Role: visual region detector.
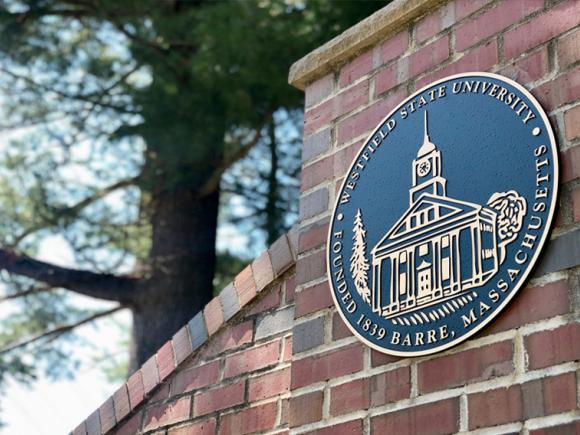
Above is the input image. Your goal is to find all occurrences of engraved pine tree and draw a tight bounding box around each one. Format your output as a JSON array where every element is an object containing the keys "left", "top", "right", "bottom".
[{"left": 350, "top": 209, "right": 371, "bottom": 304}]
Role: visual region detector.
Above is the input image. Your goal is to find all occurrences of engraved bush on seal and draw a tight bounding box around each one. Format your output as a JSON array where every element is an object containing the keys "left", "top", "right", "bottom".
[{"left": 486, "top": 190, "right": 527, "bottom": 263}]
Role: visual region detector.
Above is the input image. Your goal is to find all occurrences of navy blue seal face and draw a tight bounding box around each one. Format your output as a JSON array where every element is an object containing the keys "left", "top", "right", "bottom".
[{"left": 327, "top": 72, "right": 559, "bottom": 356}]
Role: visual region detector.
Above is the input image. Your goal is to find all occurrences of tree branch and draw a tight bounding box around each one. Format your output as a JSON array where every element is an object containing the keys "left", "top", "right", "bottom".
[
  {"left": 0, "top": 249, "right": 139, "bottom": 303},
  {"left": 198, "top": 113, "right": 272, "bottom": 198},
  {"left": 0, "top": 306, "right": 122, "bottom": 355},
  {"left": 12, "top": 176, "right": 139, "bottom": 246},
  {"left": 0, "top": 285, "right": 55, "bottom": 302}
]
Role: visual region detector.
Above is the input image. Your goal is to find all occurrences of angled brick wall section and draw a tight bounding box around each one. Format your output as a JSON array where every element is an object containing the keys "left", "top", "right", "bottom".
[{"left": 70, "top": 231, "right": 297, "bottom": 435}]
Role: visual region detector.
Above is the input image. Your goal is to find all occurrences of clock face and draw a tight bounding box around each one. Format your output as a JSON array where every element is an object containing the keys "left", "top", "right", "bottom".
[{"left": 417, "top": 159, "right": 431, "bottom": 176}]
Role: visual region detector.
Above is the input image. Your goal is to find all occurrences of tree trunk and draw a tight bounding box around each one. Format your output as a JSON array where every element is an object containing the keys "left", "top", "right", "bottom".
[
  {"left": 128, "top": 186, "right": 219, "bottom": 372},
  {"left": 265, "top": 120, "right": 282, "bottom": 246}
]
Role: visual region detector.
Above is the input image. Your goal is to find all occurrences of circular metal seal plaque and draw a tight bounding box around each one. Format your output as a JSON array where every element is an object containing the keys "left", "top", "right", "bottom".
[{"left": 327, "top": 72, "right": 558, "bottom": 356}]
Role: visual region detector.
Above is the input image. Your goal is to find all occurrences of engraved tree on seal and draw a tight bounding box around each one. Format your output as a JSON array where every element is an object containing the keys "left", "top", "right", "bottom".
[
  {"left": 354, "top": 111, "right": 527, "bottom": 321},
  {"left": 350, "top": 209, "right": 371, "bottom": 303}
]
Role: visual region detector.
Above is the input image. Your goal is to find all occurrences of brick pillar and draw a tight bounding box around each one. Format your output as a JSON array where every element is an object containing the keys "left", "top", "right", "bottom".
[{"left": 290, "top": 0, "right": 580, "bottom": 432}]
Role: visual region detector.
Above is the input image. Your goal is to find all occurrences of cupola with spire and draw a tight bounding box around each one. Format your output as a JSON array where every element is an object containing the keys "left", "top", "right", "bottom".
[{"left": 409, "top": 111, "right": 447, "bottom": 205}]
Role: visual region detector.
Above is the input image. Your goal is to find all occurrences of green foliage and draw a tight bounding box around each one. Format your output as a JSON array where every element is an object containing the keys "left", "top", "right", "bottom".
[{"left": 0, "top": 0, "right": 389, "bottom": 423}]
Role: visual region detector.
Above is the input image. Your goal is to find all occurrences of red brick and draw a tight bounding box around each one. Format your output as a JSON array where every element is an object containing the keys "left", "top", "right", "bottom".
[
  {"left": 542, "top": 372, "right": 577, "bottom": 415},
  {"left": 114, "top": 412, "right": 141, "bottom": 435},
  {"left": 170, "top": 360, "right": 220, "bottom": 395},
  {"left": 468, "top": 385, "right": 523, "bottom": 429},
  {"left": 143, "top": 396, "right": 191, "bottom": 432},
  {"left": 304, "top": 81, "right": 369, "bottom": 135},
  {"left": 333, "top": 142, "right": 361, "bottom": 176},
  {"left": 337, "top": 88, "right": 406, "bottom": 143},
  {"left": 224, "top": 339, "right": 280, "bottom": 378},
  {"left": 501, "top": 45, "right": 549, "bottom": 86},
  {"left": 269, "top": 234, "right": 294, "bottom": 276},
  {"left": 370, "top": 366, "right": 411, "bottom": 406},
  {"left": 151, "top": 383, "right": 170, "bottom": 403},
  {"left": 284, "top": 335, "right": 292, "bottom": 362},
  {"left": 126, "top": 370, "right": 145, "bottom": 409},
  {"left": 289, "top": 390, "right": 323, "bottom": 427},
  {"left": 372, "top": 398, "right": 459, "bottom": 435},
  {"left": 305, "top": 74, "right": 333, "bottom": 108},
  {"left": 456, "top": 0, "right": 542, "bottom": 52},
  {"left": 99, "top": 397, "right": 116, "bottom": 434},
  {"left": 415, "top": 3, "right": 454, "bottom": 43},
  {"left": 409, "top": 36, "right": 449, "bottom": 78},
  {"left": 374, "top": 64, "right": 397, "bottom": 96},
  {"left": 417, "top": 39, "right": 498, "bottom": 88},
  {"left": 559, "top": 27, "right": 580, "bottom": 70},
  {"left": 235, "top": 265, "right": 257, "bottom": 307},
  {"left": 285, "top": 274, "right": 296, "bottom": 303},
  {"left": 72, "top": 421, "right": 86, "bottom": 435},
  {"left": 85, "top": 410, "right": 100, "bottom": 435},
  {"left": 113, "top": 384, "right": 131, "bottom": 422},
  {"left": 248, "top": 367, "right": 290, "bottom": 401},
  {"left": 529, "top": 421, "right": 580, "bottom": 435},
  {"left": 562, "top": 145, "right": 580, "bottom": 182},
  {"left": 203, "top": 320, "right": 253, "bottom": 358},
  {"left": 295, "top": 282, "right": 333, "bottom": 318},
  {"left": 301, "top": 154, "right": 333, "bottom": 192},
  {"left": 332, "top": 311, "right": 353, "bottom": 340},
  {"left": 291, "top": 343, "right": 363, "bottom": 389},
  {"left": 379, "top": 30, "right": 409, "bottom": 65},
  {"left": 504, "top": 0, "right": 580, "bottom": 59},
  {"left": 339, "top": 50, "right": 373, "bottom": 87},
  {"left": 299, "top": 218, "right": 329, "bottom": 253},
  {"left": 418, "top": 341, "right": 513, "bottom": 393},
  {"left": 220, "top": 401, "right": 278, "bottom": 435},
  {"left": 371, "top": 349, "right": 401, "bottom": 367},
  {"left": 484, "top": 280, "right": 570, "bottom": 335},
  {"left": 141, "top": 355, "right": 160, "bottom": 395},
  {"left": 204, "top": 297, "right": 224, "bottom": 336},
  {"left": 455, "top": 0, "right": 493, "bottom": 21},
  {"left": 565, "top": 105, "right": 580, "bottom": 141},
  {"left": 533, "top": 69, "right": 580, "bottom": 111},
  {"left": 157, "top": 341, "right": 175, "bottom": 382},
  {"left": 194, "top": 380, "right": 245, "bottom": 416},
  {"left": 573, "top": 187, "right": 580, "bottom": 223},
  {"left": 167, "top": 418, "right": 216, "bottom": 435},
  {"left": 252, "top": 250, "right": 274, "bottom": 292},
  {"left": 299, "top": 186, "right": 328, "bottom": 221},
  {"left": 330, "top": 378, "right": 370, "bottom": 416},
  {"left": 303, "top": 419, "right": 363, "bottom": 435},
  {"left": 525, "top": 323, "right": 580, "bottom": 370},
  {"left": 248, "top": 288, "right": 281, "bottom": 316},
  {"left": 296, "top": 250, "right": 326, "bottom": 286},
  {"left": 172, "top": 326, "right": 193, "bottom": 366},
  {"left": 280, "top": 398, "right": 289, "bottom": 426}
]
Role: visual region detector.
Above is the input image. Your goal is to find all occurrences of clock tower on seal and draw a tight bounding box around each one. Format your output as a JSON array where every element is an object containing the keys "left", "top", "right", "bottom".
[{"left": 410, "top": 111, "right": 447, "bottom": 205}]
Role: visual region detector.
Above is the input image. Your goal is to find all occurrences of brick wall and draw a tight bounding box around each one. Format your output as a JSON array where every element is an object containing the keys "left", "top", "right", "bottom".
[
  {"left": 291, "top": 0, "right": 580, "bottom": 433},
  {"left": 73, "top": 0, "right": 580, "bottom": 434},
  {"left": 71, "top": 233, "right": 297, "bottom": 435}
]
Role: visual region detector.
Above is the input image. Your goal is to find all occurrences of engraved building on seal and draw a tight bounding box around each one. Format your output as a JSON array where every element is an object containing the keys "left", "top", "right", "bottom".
[{"left": 370, "top": 112, "right": 502, "bottom": 318}]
